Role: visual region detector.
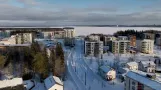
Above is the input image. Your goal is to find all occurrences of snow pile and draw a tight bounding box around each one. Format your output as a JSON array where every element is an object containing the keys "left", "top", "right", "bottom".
[{"left": 0, "top": 78, "right": 23, "bottom": 89}]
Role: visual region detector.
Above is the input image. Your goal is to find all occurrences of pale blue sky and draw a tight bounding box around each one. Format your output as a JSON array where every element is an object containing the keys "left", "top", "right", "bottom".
[{"left": 0, "top": 0, "right": 161, "bottom": 26}]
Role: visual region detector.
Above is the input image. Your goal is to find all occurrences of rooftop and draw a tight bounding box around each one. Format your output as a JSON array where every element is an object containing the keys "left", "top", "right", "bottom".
[
  {"left": 0, "top": 78, "right": 23, "bottom": 89},
  {"left": 44, "top": 76, "right": 63, "bottom": 90},
  {"left": 126, "top": 71, "right": 161, "bottom": 90}
]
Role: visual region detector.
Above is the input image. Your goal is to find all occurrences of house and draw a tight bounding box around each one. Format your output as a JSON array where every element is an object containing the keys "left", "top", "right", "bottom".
[
  {"left": 44, "top": 76, "right": 63, "bottom": 90},
  {"left": 99, "top": 66, "right": 116, "bottom": 81},
  {"left": 126, "top": 62, "right": 138, "bottom": 70},
  {"left": 0, "top": 78, "right": 24, "bottom": 90},
  {"left": 125, "top": 71, "right": 161, "bottom": 90},
  {"left": 138, "top": 61, "right": 156, "bottom": 73}
]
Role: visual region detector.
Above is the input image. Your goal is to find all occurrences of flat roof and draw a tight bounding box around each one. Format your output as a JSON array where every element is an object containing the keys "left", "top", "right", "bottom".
[{"left": 0, "top": 78, "right": 23, "bottom": 89}]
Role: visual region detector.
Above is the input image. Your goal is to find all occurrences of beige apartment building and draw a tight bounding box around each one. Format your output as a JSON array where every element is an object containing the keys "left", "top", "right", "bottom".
[
  {"left": 136, "top": 39, "right": 154, "bottom": 54},
  {"left": 112, "top": 40, "right": 130, "bottom": 54}
]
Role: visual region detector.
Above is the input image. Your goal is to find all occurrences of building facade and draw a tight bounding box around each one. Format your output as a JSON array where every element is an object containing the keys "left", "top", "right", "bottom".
[
  {"left": 129, "top": 35, "right": 136, "bottom": 47},
  {"left": 112, "top": 40, "right": 130, "bottom": 54},
  {"left": 138, "top": 61, "right": 156, "bottom": 73},
  {"left": 136, "top": 39, "right": 154, "bottom": 54},
  {"left": 84, "top": 40, "right": 103, "bottom": 57},
  {"left": 125, "top": 71, "right": 161, "bottom": 90}
]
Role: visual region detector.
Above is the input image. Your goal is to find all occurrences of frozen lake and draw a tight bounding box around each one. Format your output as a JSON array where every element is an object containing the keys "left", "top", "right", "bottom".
[{"left": 74, "top": 27, "right": 161, "bottom": 36}]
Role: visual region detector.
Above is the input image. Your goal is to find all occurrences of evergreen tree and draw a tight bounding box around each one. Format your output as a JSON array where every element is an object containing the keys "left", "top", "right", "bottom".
[
  {"left": 50, "top": 49, "right": 56, "bottom": 75},
  {"left": 32, "top": 52, "right": 49, "bottom": 78},
  {"left": 0, "top": 55, "right": 5, "bottom": 69}
]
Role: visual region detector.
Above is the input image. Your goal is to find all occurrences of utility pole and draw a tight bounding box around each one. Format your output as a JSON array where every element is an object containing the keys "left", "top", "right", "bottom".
[{"left": 85, "top": 72, "right": 86, "bottom": 85}]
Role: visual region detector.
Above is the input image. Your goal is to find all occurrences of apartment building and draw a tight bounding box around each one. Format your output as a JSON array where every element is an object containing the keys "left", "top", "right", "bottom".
[
  {"left": 129, "top": 35, "right": 136, "bottom": 47},
  {"left": 87, "top": 35, "right": 100, "bottom": 41},
  {"left": 84, "top": 40, "right": 103, "bottom": 57},
  {"left": 156, "top": 37, "right": 161, "bottom": 46},
  {"left": 112, "top": 40, "right": 130, "bottom": 54},
  {"left": 144, "top": 33, "right": 155, "bottom": 40},
  {"left": 63, "top": 27, "right": 75, "bottom": 46},
  {"left": 136, "top": 39, "right": 154, "bottom": 54},
  {"left": 103, "top": 35, "right": 116, "bottom": 46},
  {"left": 63, "top": 27, "right": 75, "bottom": 38},
  {"left": 125, "top": 71, "right": 161, "bottom": 90},
  {"left": 118, "top": 36, "right": 128, "bottom": 40}
]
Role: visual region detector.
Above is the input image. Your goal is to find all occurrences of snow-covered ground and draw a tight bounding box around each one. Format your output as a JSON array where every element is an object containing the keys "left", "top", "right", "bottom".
[{"left": 74, "top": 27, "right": 161, "bottom": 36}]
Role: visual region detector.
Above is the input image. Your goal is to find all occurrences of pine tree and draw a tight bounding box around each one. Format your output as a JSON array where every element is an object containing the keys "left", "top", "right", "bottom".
[
  {"left": 32, "top": 52, "right": 49, "bottom": 79},
  {"left": 50, "top": 49, "right": 56, "bottom": 75},
  {"left": 0, "top": 55, "right": 5, "bottom": 69}
]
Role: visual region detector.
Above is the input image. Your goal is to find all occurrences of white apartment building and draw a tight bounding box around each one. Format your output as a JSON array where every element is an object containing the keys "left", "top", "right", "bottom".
[
  {"left": 125, "top": 71, "right": 161, "bottom": 90},
  {"left": 63, "top": 27, "right": 75, "bottom": 46},
  {"left": 84, "top": 40, "right": 103, "bottom": 57},
  {"left": 112, "top": 40, "right": 130, "bottom": 54},
  {"left": 118, "top": 36, "right": 128, "bottom": 40},
  {"left": 104, "top": 35, "right": 116, "bottom": 46},
  {"left": 136, "top": 39, "right": 154, "bottom": 54},
  {"left": 88, "top": 35, "right": 100, "bottom": 41},
  {"left": 63, "top": 27, "right": 75, "bottom": 38}
]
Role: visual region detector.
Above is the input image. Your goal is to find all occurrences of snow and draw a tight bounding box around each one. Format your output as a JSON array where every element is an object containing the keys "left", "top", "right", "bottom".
[
  {"left": 44, "top": 76, "right": 63, "bottom": 90},
  {"left": 0, "top": 78, "right": 23, "bottom": 88},
  {"left": 140, "top": 61, "right": 155, "bottom": 67},
  {"left": 126, "top": 62, "right": 138, "bottom": 66},
  {"left": 126, "top": 71, "right": 161, "bottom": 90},
  {"left": 32, "top": 83, "right": 46, "bottom": 90},
  {"left": 23, "top": 80, "right": 34, "bottom": 90},
  {"left": 99, "top": 66, "right": 112, "bottom": 73},
  {"left": 74, "top": 27, "right": 161, "bottom": 36}
]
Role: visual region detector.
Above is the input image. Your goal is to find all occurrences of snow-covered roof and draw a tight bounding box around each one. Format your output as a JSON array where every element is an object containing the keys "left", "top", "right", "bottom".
[
  {"left": 140, "top": 61, "right": 155, "bottom": 67},
  {"left": 127, "top": 62, "right": 138, "bottom": 66},
  {"left": 44, "top": 76, "right": 63, "bottom": 90},
  {"left": 99, "top": 66, "right": 113, "bottom": 73},
  {"left": 0, "top": 78, "right": 23, "bottom": 89},
  {"left": 23, "top": 80, "right": 34, "bottom": 90},
  {"left": 126, "top": 71, "right": 161, "bottom": 90}
]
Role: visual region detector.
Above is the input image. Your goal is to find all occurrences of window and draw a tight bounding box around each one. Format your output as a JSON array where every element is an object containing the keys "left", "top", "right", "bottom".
[
  {"left": 132, "top": 81, "right": 135, "bottom": 85},
  {"left": 132, "top": 86, "right": 135, "bottom": 90}
]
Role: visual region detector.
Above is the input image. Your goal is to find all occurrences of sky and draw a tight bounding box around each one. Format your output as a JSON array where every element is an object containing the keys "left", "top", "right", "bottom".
[{"left": 0, "top": 0, "right": 161, "bottom": 26}]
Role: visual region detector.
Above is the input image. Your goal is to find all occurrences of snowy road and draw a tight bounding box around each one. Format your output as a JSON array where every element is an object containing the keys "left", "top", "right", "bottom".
[{"left": 65, "top": 39, "right": 124, "bottom": 90}]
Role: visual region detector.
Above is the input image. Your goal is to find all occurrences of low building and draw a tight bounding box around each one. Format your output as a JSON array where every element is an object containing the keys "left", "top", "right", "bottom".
[
  {"left": 136, "top": 39, "right": 154, "bottom": 54},
  {"left": 125, "top": 71, "right": 161, "bottom": 90},
  {"left": 99, "top": 66, "right": 116, "bottom": 81},
  {"left": 0, "top": 78, "right": 24, "bottom": 90},
  {"left": 44, "top": 76, "right": 63, "bottom": 90},
  {"left": 138, "top": 61, "right": 156, "bottom": 73},
  {"left": 126, "top": 62, "right": 138, "bottom": 70},
  {"left": 84, "top": 40, "right": 103, "bottom": 57},
  {"left": 112, "top": 40, "right": 130, "bottom": 54}
]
